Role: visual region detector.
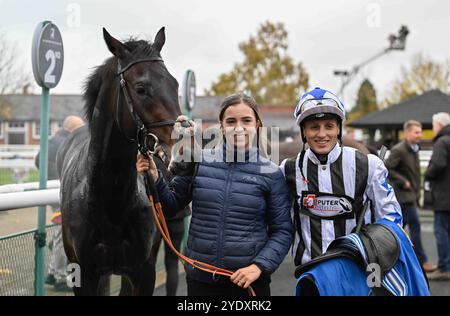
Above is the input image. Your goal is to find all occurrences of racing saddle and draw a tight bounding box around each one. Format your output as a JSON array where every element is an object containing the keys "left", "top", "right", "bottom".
[{"left": 295, "top": 223, "right": 400, "bottom": 296}]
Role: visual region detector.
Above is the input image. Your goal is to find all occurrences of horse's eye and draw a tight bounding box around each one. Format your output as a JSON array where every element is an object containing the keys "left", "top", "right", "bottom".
[{"left": 136, "top": 86, "right": 146, "bottom": 95}]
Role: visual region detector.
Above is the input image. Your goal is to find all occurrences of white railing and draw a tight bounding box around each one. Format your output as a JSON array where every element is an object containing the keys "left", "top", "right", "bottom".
[
  {"left": 0, "top": 180, "right": 60, "bottom": 194},
  {"left": 0, "top": 180, "right": 60, "bottom": 211},
  {"left": 0, "top": 150, "right": 435, "bottom": 212},
  {"left": 0, "top": 159, "right": 36, "bottom": 168},
  {"left": 0, "top": 144, "right": 38, "bottom": 174},
  {"left": 0, "top": 188, "right": 59, "bottom": 211},
  {"left": 0, "top": 145, "right": 40, "bottom": 151},
  {"left": 0, "top": 145, "right": 39, "bottom": 160},
  {"left": 419, "top": 150, "right": 432, "bottom": 168}
]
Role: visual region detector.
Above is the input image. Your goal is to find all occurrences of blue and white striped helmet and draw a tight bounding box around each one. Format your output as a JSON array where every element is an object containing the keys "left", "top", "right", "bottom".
[{"left": 294, "top": 87, "right": 346, "bottom": 126}]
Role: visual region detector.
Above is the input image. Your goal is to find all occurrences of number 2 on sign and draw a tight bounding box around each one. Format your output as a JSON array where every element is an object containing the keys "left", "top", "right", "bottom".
[{"left": 45, "top": 50, "right": 56, "bottom": 84}]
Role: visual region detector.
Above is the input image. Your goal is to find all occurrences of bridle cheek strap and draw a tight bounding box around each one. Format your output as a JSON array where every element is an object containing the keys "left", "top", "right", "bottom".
[{"left": 115, "top": 58, "right": 176, "bottom": 154}]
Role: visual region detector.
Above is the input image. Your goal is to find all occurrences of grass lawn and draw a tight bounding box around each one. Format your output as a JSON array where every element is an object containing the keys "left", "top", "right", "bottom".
[{"left": 0, "top": 169, "right": 39, "bottom": 186}]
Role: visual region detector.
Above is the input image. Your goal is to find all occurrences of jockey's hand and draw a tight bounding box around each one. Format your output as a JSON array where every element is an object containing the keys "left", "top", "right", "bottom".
[
  {"left": 230, "top": 264, "right": 262, "bottom": 289},
  {"left": 136, "top": 153, "right": 158, "bottom": 181}
]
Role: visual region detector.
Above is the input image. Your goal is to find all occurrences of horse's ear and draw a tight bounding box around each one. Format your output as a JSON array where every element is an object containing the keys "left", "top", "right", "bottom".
[
  {"left": 153, "top": 27, "right": 166, "bottom": 53},
  {"left": 103, "top": 28, "right": 129, "bottom": 59}
]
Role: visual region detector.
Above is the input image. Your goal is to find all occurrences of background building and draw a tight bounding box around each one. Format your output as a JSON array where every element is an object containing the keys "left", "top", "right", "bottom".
[
  {"left": 0, "top": 94, "right": 298, "bottom": 145},
  {"left": 348, "top": 90, "right": 450, "bottom": 149}
]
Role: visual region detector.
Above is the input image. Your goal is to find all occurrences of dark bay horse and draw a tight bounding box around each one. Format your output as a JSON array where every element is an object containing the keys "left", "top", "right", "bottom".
[{"left": 56, "top": 27, "right": 181, "bottom": 295}]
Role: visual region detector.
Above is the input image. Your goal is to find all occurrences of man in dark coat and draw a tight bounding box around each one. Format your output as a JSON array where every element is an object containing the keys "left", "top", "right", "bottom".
[
  {"left": 385, "top": 120, "right": 436, "bottom": 273},
  {"left": 35, "top": 115, "right": 84, "bottom": 290},
  {"left": 425, "top": 112, "right": 450, "bottom": 280}
]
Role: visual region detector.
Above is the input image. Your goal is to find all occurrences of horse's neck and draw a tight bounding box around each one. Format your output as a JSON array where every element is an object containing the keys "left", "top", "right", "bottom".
[
  {"left": 87, "top": 93, "right": 138, "bottom": 203},
  {"left": 103, "top": 124, "right": 137, "bottom": 187}
]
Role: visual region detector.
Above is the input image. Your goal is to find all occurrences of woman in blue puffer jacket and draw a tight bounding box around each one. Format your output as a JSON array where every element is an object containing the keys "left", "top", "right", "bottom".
[{"left": 139, "top": 93, "right": 293, "bottom": 296}]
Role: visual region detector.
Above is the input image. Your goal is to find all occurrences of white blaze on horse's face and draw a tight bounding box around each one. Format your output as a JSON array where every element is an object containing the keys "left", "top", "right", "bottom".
[{"left": 102, "top": 27, "right": 181, "bottom": 149}]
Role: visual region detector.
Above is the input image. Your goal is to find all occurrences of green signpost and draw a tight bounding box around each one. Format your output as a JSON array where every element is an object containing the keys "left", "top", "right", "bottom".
[
  {"left": 31, "top": 20, "right": 64, "bottom": 296},
  {"left": 182, "top": 70, "right": 196, "bottom": 119}
]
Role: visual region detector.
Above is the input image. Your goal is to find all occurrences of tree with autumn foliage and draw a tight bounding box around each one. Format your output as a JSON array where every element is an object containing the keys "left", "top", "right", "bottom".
[
  {"left": 347, "top": 79, "right": 379, "bottom": 124},
  {"left": 206, "top": 21, "right": 309, "bottom": 106},
  {"left": 0, "top": 33, "right": 33, "bottom": 119},
  {"left": 383, "top": 54, "right": 450, "bottom": 106}
]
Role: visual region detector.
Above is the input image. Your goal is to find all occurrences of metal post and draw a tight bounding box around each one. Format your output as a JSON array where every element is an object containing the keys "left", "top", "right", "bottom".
[{"left": 34, "top": 87, "right": 50, "bottom": 296}]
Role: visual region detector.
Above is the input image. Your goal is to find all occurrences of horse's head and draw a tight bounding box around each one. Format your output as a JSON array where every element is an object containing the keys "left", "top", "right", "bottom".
[{"left": 102, "top": 27, "right": 181, "bottom": 157}]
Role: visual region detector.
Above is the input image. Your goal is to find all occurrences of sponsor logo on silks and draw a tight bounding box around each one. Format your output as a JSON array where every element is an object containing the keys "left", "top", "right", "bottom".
[
  {"left": 303, "top": 194, "right": 318, "bottom": 209},
  {"left": 381, "top": 171, "right": 393, "bottom": 196},
  {"left": 301, "top": 192, "right": 354, "bottom": 219}
]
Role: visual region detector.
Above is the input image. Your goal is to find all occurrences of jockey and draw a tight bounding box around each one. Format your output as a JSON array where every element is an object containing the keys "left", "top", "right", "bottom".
[
  {"left": 281, "top": 87, "right": 429, "bottom": 296},
  {"left": 281, "top": 87, "right": 403, "bottom": 266}
]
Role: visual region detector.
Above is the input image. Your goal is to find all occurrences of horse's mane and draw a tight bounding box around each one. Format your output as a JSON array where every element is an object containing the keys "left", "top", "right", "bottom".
[{"left": 82, "top": 38, "right": 159, "bottom": 124}]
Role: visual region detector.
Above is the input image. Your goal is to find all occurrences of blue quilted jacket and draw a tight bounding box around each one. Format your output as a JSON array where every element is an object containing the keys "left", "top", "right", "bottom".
[{"left": 155, "top": 148, "right": 293, "bottom": 283}]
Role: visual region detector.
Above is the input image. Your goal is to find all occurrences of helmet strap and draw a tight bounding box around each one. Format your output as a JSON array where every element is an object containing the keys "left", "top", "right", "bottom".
[{"left": 299, "top": 145, "right": 308, "bottom": 184}]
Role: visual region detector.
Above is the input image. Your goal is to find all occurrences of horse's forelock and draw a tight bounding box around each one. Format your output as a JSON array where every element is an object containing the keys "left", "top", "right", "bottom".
[
  {"left": 82, "top": 39, "right": 160, "bottom": 125},
  {"left": 123, "top": 38, "right": 158, "bottom": 59}
]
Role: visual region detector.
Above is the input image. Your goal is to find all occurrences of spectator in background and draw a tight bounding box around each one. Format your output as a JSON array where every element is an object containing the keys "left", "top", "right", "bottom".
[
  {"left": 344, "top": 127, "right": 356, "bottom": 141},
  {"left": 342, "top": 128, "right": 373, "bottom": 155},
  {"left": 35, "top": 115, "right": 84, "bottom": 291},
  {"left": 386, "top": 120, "right": 437, "bottom": 272},
  {"left": 425, "top": 112, "right": 450, "bottom": 281},
  {"left": 385, "top": 120, "right": 436, "bottom": 273},
  {"left": 138, "top": 154, "right": 191, "bottom": 296}
]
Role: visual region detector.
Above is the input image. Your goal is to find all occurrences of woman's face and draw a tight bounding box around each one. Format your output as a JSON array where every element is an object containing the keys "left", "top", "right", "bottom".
[
  {"left": 221, "top": 102, "right": 260, "bottom": 150},
  {"left": 303, "top": 118, "right": 340, "bottom": 155}
]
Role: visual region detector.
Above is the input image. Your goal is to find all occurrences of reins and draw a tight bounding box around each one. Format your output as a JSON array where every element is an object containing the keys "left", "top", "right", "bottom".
[
  {"left": 141, "top": 153, "right": 256, "bottom": 296},
  {"left": 116, "top": 55, "right": 256, "bottom": 296}
]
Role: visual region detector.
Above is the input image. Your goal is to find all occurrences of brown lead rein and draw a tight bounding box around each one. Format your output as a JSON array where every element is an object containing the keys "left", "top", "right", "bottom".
[{"left": 145, "top": 170, "right": 256, "bottom": 296}]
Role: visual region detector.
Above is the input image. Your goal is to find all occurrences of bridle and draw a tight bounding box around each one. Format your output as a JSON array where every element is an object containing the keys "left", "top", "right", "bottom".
[{"left": 116, "top": 56, "right": 176, "bottom": 155}]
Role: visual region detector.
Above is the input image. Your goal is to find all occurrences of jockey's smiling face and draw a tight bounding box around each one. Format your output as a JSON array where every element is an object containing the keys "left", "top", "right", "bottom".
[{"left": 303, "top": 118, "right": 340, "bottom": 155}]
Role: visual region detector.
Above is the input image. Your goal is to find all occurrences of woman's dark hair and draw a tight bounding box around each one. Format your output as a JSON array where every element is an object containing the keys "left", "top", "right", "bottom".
[{"left": 218, "top": 92, "right": 262, "bottom": 126}]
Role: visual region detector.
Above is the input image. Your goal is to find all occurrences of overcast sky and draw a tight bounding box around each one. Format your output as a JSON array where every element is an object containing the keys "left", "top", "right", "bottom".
[{"left": 1, "top": 0, "right": 449, "bottom": 109}]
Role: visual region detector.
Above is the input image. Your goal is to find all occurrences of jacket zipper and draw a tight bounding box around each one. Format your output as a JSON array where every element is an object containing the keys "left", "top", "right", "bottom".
[{"left": 218, "top": 163, "right": 234, "bottom": 268}]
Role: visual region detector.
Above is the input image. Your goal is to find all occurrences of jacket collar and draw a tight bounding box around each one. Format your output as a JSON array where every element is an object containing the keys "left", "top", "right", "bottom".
[
  {"left": 221, "top": 141, "right": 260, "bottom": 163},
  {"left": 402, "top": 140, "right": 420, "bottom": 153},
  {"left": 434, "top": 124, "right": 450, "bottom": 142},
  {"left": 306, "top": 143, "right": 341, "bottom": 165},
  {"left": 57, "top": 128, "right": 70, "bottom": 138}
]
